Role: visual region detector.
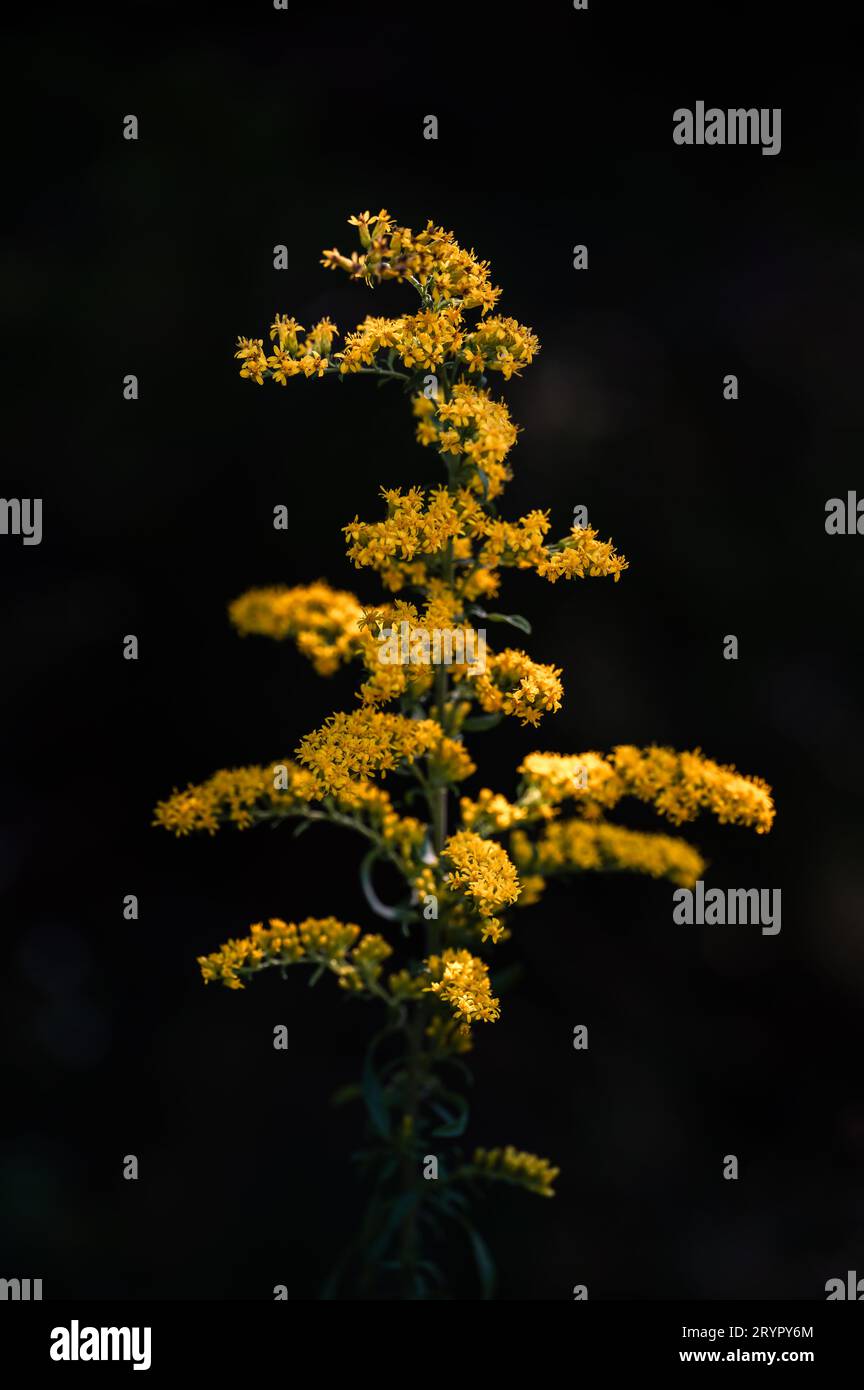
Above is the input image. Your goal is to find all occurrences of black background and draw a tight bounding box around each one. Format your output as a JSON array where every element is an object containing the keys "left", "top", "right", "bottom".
[{"left": 3, "top": 5, "right": 863, "bottom": 1300}]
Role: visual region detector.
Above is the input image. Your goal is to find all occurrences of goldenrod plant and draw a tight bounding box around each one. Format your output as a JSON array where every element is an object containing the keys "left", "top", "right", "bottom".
[{"left": 155, "top": 210, "right": 775, "bottom": 1299}]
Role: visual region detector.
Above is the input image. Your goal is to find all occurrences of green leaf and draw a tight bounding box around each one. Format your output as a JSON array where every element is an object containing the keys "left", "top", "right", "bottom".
[
  {"left": 360, "top": 848, "right": 413, "bottom": 923},
  {"left": 367, "top": 1190, "right": 420, "bottom": 1262},
  {"left": 362, "top": 1027, "right": 396, "bottom": 1139},
  {"left": 459, "top": 1217, "right": 497, "bottom": 1300},
  {"left": 434, "top": 1187, "right": 469, "bottom": 1215},
  {"left": 460, "top": 712, "right": 503, "bottom": 733},
  {"left": 429, "top": 1087, "right": 470, "bottom": 1138},
  {"left": 483, "top": 611, "right": 532, "bottom": 635},
  {"left": 417, "top": 1259, "right": 445, "bottom": 1286}
]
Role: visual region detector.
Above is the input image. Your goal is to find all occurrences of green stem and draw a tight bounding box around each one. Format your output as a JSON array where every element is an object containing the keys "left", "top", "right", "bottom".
[
  {"left": 343, "top": 367, "right": 411, "bottom": 381},
  {"left": 397, "top": 509, "right": 459, "bottom": 1297},
  {"left": 399, "top": 1009, "right": 423, "bottom": 1298}
]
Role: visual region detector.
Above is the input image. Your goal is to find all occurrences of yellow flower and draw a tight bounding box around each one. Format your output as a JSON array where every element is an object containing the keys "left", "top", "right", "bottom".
[
  {"left": 609, "top": 745, "right": 775, "bottom": 832},
  {"left": 443, "top": 829, "right": 521, "bottom": 926},
  {"left": 517, "top": 751, "right": 620, "bottom": 813},
  {"left": 471, "top": 1146, "right": 559, "bottom": 1198},
  {"left": 347, "top": 208, "right": 392, "bottom": 248},
  {"left": 475, "top": 511, "right": 551, "bottom": 569},
  {"left": 198, "top": 916, "right": 387, "bottom": 991},
  {"left": 430, "top": 736, "right": 476, "bottom": 784},
  {"left": 511, "top": 821, "right": 706, "bottom": 888},
  {"left": 514, "top": 874, "right": 546, "bottom": 907},
  {"left": 228, "top": 582, "right": 365, "bottom": 675},
  {"left": 211, "top": 210, "right": 784, "bottom": 1266},
  {"left": 337, "top": 307, "right": 465, "bottom": 374},
  {"left": 340, "top": 933, "right": 394, "bottom": 992},
  {"left": 425, "top": 949, "right": 501, "bottom": 1025},
  {"left": 154, "top": 757, "right": 427, "bottom": 877},
  {"left": 471, "top": 649, "right": 564, "bottom": 726},
  {"left": 296, "top": 708, "right": 442, "bottom": 794},
  {"left": 516, "top": 747, "right": 775, "bottom": 833},
  {"left": 460, "top": 316, "right": 540, "bottom": 380},
  {"left": 425, "top": 1013, "right": 474, "bottom": 1056},
  {"left": 535, "top": 525, "right": 628, "bottom": 583},
  {"left": 267, "top": 345, "right": 303, "bottom": 385},
  {"left": 245, "top": 316, "right": 340, "bottom": 383},
  {"left": 153, "top": 760, "right": 318, "bottom": 835},
  {"left": 460, "top": 788, "right": 528, "bottom": 832},
  {"left": 302, "top": 316, "right": 338, "bottom": 356},
  {"left": 388, "top": 968, "right": 429, "bottom": 1002},
  {"left": 343, "top": 486, "right": 464, "bottom": 576},
  {"left": 415, "top": 384, "right": 518, "bottom": 498},
  {"left": 324, "top": 214, "right": 501, "bottom": 314},
  {"left": 234, "top": 336, "right": 268, "bottom": 384},
  {"left": 269, "top": 315, "right": 304, "bottom": 350}
]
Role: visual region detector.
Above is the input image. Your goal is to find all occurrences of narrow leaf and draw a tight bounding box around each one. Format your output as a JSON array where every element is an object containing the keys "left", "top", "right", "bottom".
[{"left": 483, "top": 611, "right": 532, "bottom": 635}]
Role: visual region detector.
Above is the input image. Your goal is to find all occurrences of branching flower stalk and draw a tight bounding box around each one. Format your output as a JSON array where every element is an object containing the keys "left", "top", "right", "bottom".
[{"left": 155, "top": 209, "right": 776, "bottom": 1299}]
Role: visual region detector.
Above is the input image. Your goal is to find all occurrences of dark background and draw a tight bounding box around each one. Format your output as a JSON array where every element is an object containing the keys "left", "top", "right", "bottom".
[{"left": 3, "top": 5, "right": 863, "bottom": 1300}]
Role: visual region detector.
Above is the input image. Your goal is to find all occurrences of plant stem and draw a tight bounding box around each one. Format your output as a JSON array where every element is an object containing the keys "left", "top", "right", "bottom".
[
  {"left": 398, "top": 523, "right": 457, "bottom": 1297},
  {"left": 399, "top": 1008, "right": 423, "bottom": 1298}
]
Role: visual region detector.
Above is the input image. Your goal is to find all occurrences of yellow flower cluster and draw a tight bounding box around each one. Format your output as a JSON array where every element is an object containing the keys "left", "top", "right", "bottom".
[
  {"left": 296, "top": 709, "right": 443, "bottom": 794},
  {"left": 425, "top": 949, "right": 501, "bottom": 1025},
  {"left": 234, "top": 316, "right": 339, "bottom": 384},
  {"left": 460, "top": 788, "right": 529, "bottom": 832},
  {"left": 460, "top": 316, "right": 540, "bottom": 380},
  {"left": 327, "top": 778, "right": 427, "bottom": 864},
  {"left": 443, "top": 829, "right": 521, "bottom": 942},
  {"left": 474, "top": 510, "right": 551, "bottom": 568},
  {"left": 431, "top": 736, "right": 477, "bottom": 784},
  {"left": 344, "top": 487, "right": 463, "bottom": 584},
  {"left": 535, "top": 526, "right": 629, "bottom": 583},
  {"left": 338, "top": 307, "right": 464, "bottom": 374},
  {"left": 518, "top": 751, "right": 620, "bottom": 813},
  {"left": 512, "top": 874, "right": 547, "bottom": 908},
  {"left": 387, "top": 968, "right": 429, "bottom": 1002},
  {"left": 425, "top": 1013, "right": 474, "bottom": 1057},
  {"left": 471, "top": 1146, "right": 559, "bottom": 1198},
  {"left": 413, "top": 385, "right": 518, "bottom": 498},
  {"left": 228, "top": 582, "right": 365, "bottom": 675},
  {"left": 515, "top": 747, "right": 775, "bottom": 832},
  {"left": 471, "top": 649, "right": 564, "bottom": 727},
  {"left": 198, "top": 916, "right": 391, "bottom": 991},
  {"left": 342, "top": 932, "right": 394, "bottom": 992},
  {"left": 322, "top": 210, "right": 501, "bottom": 315},
  {"left": 422, "top": 582, "right": 463, "bottom": 632},
  {"left": 610, "top": 745, "right": 775, "bottom": 831},
  {"left": 153, "top": 757, "right": 426, "bottom": 868},
  {"left": 511, "top": 821, "right": 706, "bottom": 889},
  {"left": 356, "top": 654, "right": 429, "bottom": 708},
  {"left": 153, "top": 759, "right": 318, "bottom": 835}
]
